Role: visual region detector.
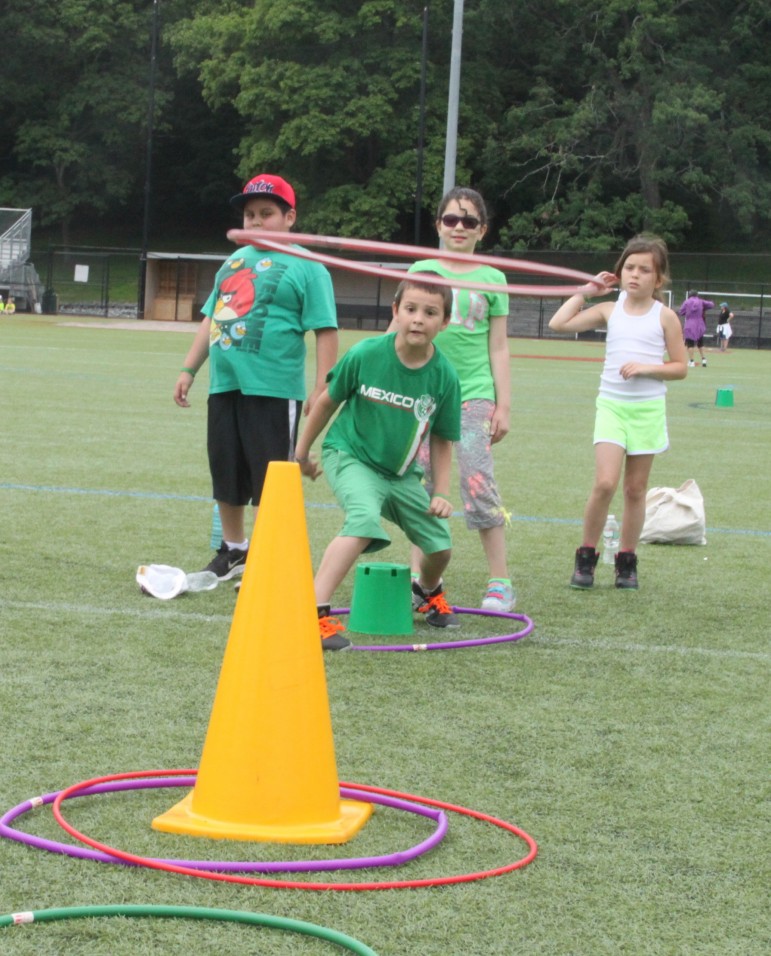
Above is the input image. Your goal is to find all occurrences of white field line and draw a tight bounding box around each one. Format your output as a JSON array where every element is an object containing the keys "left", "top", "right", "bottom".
[{"left": 2, "top": 600, "right": 768, "bottom": 662}]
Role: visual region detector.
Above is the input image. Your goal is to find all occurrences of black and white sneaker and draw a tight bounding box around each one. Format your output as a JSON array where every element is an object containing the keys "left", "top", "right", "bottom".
[{"left": 203, "top": 542, "right": 248, "bottom": 581}]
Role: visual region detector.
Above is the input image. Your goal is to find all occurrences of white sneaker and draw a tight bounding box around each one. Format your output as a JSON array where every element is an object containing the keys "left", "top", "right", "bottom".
[
  {"left": 688, "top": 360, "right": 696, "bottom": 367},
  {"left": 481, "top": 581, "right": 516, "bottom": 612}
]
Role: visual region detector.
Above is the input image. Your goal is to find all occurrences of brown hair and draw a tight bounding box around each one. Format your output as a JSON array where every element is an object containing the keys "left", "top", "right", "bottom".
[
  {"left": 436, "top": 187, "right": 489, "bottom": 227},
  {"left": 394, "top": 272, "right": 453, "bottom": 317},
  {"left": 614, "top": 234, "right": 671, "bottom": 300}
]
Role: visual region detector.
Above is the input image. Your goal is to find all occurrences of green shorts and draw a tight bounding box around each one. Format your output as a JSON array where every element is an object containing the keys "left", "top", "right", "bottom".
[
  {"left": 322, "top": 448, "right": 453, "bottom": 555},
  {"left": 593, "top": 395, "right": 669, "bottom": 455}
]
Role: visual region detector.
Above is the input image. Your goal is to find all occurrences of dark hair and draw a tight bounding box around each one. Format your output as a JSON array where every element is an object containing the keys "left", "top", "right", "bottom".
[
  {"left": 394, "top": 272, "right": 453, "bottom": 317},
  {"left": 436, "top": 187, "right": 489, "bottom": 227},
  {"left": 614, "top": 234, "right": 671, "bottom": 299},
  {"left": 237, "top": 195, "right": 293, "bottom": 216}
]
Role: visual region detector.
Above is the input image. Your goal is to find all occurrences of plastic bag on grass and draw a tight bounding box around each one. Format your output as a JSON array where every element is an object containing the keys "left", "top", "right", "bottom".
[
  {"left": 639, "top": 479, "right": 707, "bottom": 546},
  {"left": 136, "top": 564, "right": 220, "bottom": 598}
]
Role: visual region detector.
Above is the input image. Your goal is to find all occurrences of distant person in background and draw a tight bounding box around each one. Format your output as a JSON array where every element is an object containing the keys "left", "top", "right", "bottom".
[
  {"left": 717, "top": 302, "right": 734, "bottom": 352},
  {"left": 678, "top": 290, "right": 714, "bottom": 367}
]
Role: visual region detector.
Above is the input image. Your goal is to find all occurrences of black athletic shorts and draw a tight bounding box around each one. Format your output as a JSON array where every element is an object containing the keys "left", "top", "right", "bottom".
[{"left": 207, "top": 391, "right": 301, "bottom": 506}]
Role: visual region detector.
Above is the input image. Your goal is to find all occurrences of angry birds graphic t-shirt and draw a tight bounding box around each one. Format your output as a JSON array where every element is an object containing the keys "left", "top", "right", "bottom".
[{"left": 202, "top": 245, "right": 337, "bottom": 400}]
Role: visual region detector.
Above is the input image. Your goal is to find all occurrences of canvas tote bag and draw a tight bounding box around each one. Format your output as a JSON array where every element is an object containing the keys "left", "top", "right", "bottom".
[{"left": 639, "top": 479, "right": 707, "bottom": 545}]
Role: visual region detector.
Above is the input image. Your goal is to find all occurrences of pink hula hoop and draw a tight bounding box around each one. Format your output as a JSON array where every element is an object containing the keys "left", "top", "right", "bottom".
[{"left": 226, "top": 229, "right": 595, "bottom": 297}]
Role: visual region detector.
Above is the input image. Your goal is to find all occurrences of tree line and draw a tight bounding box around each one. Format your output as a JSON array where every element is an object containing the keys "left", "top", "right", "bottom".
[{"left": 2, "top": 0, "right": 769, "bottom": 251}]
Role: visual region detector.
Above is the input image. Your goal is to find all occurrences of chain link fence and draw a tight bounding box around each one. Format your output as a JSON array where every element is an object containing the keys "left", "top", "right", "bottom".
[
  {"left": 39, "top": 246, "right": 142, "bottom": 317},
  {"left": 33, "top": 245, "right": 771, "bottom": 348}
]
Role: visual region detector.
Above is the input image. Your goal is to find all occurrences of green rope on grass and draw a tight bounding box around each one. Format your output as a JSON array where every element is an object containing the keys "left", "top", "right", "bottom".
[{"left": 0, "top": 904, "right": 378, "bottom": 955}]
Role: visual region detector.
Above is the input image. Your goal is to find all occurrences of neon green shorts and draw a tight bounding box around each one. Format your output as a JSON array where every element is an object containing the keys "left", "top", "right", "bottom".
[
  {"left": 322, "top": 448, "right": 453, "bottom": 555},
  {"left": 593, "top": 395, "right": 669, "bottom": 455}
]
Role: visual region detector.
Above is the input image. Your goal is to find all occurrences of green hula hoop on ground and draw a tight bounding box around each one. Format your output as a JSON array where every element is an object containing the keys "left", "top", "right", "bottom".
[{"left": 0, "top": 903, "right": 378, "bottom": 955}]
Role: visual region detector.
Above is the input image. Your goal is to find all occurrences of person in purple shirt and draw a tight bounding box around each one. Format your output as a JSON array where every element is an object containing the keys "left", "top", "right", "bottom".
[{"left": 678, "top": 290, "right": 714, "bottom": 367}]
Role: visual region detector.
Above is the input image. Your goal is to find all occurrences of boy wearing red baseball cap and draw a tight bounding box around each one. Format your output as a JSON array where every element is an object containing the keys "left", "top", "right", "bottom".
[{"left": 173, "top": 174, "right": 338, "bottom": 584}]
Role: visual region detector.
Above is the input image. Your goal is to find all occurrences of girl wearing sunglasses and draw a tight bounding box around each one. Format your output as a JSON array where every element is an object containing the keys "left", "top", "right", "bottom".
[{"left": 398, "top": 187, "right": 515, "bottom": 613}]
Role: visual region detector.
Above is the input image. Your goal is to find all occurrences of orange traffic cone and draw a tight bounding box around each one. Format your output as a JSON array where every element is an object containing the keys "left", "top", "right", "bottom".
[{"left": 152, "top": 461, "right": 372, "bottom": 844}]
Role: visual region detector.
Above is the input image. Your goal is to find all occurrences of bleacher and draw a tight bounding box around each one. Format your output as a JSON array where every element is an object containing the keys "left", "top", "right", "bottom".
[{"left": 0, "top": 208, "right": 43, "bottom": 311}]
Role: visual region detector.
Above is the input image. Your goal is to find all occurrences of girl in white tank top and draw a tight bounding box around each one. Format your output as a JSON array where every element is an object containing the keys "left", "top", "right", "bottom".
[{"left": 548, "top": 235, "right": 688, "bottom": 590}]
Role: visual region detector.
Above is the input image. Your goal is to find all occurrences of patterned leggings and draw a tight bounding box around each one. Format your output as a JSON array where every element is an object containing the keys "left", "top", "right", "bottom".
[{"left": 419, "top": 399, "right": 507, "bottom": 531}]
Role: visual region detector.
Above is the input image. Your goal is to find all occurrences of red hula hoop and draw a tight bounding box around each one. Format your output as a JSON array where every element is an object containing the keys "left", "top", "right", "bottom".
[
  {"left": 51, "top": 770, "right": 537, "bottom": 891},
  {"left": 226, "top": 229, "right": 595, "bottom": 298}
]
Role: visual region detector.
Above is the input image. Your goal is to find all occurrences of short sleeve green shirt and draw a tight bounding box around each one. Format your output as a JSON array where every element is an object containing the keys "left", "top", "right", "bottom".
[
  {"left": 409, "top": 259, "right": 509, "bottom": 402},
  {"left": 323, "top": 334, "right": 461, "bottom": 478},
  {"left": 202, "top": 245, "right": 337, "bottom": 399}
]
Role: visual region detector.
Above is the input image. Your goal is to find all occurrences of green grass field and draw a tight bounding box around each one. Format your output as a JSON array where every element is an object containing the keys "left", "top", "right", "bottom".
[{"left": 0, "top": 316, "right": 768, "bottom": 955}]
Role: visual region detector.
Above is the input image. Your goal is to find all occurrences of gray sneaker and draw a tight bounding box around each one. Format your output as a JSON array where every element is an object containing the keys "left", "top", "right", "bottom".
[
  {"left": 318, "top": 604, "right": 352, "bottom": 651},
  {"left": 481, "top": 581, "right": 516, "bottom": 612},
  {"left": 570, "top": 546, "right": 599, "bottom": 589},
  {"left": 412, "top": 581, "right": 459, "bottom": 628},
  {"left": 614, "top": 551, "right": 639, "bottom": 590}
]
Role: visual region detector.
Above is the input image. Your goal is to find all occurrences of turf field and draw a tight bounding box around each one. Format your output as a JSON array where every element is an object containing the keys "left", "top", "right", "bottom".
[{"left": 0, "top": 316, "right": 768, "bottom": 954}]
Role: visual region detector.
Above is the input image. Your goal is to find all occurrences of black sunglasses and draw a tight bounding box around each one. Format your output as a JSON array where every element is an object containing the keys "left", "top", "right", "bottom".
[{"left": 440, "top": 214, "right": 481, "bottom": 230}]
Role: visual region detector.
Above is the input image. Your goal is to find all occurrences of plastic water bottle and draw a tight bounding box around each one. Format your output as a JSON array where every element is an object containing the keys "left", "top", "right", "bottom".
[
  {"left": 602, "top": 514, "right": 620, "bottom": 565},
  {"left": 210, "top": 502, "right": 223, "bottom": 549},
  {"left": 185, "top": 570, "right": 219, "bottom": 592}
]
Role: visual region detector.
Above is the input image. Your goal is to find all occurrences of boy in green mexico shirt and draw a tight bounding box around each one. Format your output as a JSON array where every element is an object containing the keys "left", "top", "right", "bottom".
[{"left": 294, "top": 274, "right": 462, "bottom": 650}]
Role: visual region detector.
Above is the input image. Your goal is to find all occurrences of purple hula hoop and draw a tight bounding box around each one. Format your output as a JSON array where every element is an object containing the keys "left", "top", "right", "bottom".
[
  {"left": 0, "top": 777, "right": 447, "bottom": 873},
  {"left": 334, "top": 607, "right": 535, "bottom": 651}
]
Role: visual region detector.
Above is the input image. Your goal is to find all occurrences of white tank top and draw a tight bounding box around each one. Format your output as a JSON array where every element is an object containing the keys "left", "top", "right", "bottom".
[{"left": 599, "top": 295, "right": 667, "bottom": 401}]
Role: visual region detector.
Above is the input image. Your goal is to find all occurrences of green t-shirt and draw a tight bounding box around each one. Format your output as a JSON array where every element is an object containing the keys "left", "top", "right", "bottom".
[
  {"left": 323, "top": 334, "right": 461, "bottom": 478},
  {"left": 203, "top": 245, "right": 337, "bottom": 399},
  {"left": 409, "top": 260, "right": 509, "bottom": 402}
]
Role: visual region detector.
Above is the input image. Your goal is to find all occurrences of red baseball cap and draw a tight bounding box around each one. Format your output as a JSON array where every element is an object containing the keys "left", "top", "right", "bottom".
[{"left": 230, "top": 174, "right": 296, "bottom": 211}]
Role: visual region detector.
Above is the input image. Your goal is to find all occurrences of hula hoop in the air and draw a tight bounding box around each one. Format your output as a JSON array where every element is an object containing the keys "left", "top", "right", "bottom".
[{"left": 227, "top": 228, "right": 596, "bottom": 297}]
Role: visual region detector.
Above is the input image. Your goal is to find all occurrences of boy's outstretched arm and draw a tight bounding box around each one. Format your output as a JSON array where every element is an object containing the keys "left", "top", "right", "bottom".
[
  {"left": 294, "top": 388, "right": 340, "bottom": 480},
  {"left": 427, "top": 434, "right": 454, "bottom": 518}
]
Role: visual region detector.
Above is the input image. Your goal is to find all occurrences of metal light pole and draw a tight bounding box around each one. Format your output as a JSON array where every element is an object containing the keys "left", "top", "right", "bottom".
[
  {"left": 442, "top": 0, "right": 464, "bottom": 196},
  {"left": 137, "top": 0, "right": 159, "bottom": 319}
]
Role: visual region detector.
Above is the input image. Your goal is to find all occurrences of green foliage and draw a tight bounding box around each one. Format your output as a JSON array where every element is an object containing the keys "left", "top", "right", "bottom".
[
  {"left": 1, "top": 0, "right": 165, "bottom": 238},
  {"left": 1, "top": 0, "right": 770, "bottom": 249},
  {"left": 484, "top": 0, "right": 770, "bottom": 249}
]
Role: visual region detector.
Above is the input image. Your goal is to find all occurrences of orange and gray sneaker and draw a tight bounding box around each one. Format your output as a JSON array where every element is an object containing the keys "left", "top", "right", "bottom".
[
  {"left": 318, "top": 604, "right": 352, "bottom": 650},
  {"left": 411, "top": 581, "right": 459, "bottom": 628}
]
